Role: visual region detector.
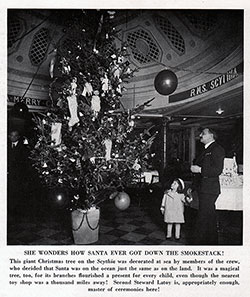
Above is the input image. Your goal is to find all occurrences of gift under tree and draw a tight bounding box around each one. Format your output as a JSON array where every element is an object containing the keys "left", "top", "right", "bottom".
[{"left": 30, "top": 10, "right": 156, "bottom": 210}]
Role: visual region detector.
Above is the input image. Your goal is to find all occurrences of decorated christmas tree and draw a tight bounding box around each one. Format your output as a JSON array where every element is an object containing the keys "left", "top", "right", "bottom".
[{"left": 30, "top": 10, "right": 156, "bottom": 210}]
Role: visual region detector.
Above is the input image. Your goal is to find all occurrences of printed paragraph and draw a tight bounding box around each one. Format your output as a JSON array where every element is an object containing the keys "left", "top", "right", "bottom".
[{"left": 8, "top": 249, "right": 240, "bottom": 292}]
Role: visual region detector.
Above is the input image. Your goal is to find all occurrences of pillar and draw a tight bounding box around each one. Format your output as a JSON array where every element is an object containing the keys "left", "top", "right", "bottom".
[{"left": 190, "top": 126, "right": 196, "bottom": 164}]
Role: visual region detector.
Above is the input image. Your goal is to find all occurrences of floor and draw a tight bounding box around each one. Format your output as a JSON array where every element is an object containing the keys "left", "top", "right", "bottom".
[{"left": 7, "top": 193, "right": 243, "bottom": 246}]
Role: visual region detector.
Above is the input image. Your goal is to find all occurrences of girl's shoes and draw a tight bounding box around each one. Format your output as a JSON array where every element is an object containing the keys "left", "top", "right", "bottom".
[{"left": 165, "top": 236, "right": 181, "bottom": 242}]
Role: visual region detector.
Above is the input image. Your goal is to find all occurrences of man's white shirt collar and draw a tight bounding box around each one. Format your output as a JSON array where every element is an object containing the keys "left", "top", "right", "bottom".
[
  {"left": 205, "top": 140, "right": 215, "bottom": 149},
  {"left": 12, "top": 141, "right": 19, "bottom": 147}
]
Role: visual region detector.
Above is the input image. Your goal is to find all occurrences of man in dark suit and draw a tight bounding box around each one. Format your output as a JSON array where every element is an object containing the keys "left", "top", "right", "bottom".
[
  {"left": 7, "top": 130, "right": 29, "bottom": 218},
  {"left": 190, "top": 127, "right": 225, "bottom": 245}
]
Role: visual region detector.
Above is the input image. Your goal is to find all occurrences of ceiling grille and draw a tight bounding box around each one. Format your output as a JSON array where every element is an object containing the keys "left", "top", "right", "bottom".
[
  {"left": 8, "top": 17, "right": 24, "bottom": 50},
  {"left": 182, "top": 12, "right": 218, "bottom": 36},
  {"left": 155, "top": 16, "right": 185, "bottom": 55},
  {"left": 126, "top": 28, "right": 160, "bottom": 65},
  {"left": 29, "top": 28, "right": 50, "bottom": 66}
]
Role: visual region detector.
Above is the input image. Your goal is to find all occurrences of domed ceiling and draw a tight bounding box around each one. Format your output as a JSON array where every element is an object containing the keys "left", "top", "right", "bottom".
[{"left": 8, "top": 9, "right": 243, "bottom": 127}]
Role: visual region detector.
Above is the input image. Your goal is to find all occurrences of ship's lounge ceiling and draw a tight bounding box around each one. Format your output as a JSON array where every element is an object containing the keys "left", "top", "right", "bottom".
[{"left": 8, "top": 9, "right": 243, "bottom": 128}]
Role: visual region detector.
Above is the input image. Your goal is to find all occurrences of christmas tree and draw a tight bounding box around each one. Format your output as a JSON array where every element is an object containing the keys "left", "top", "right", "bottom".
[{"left": 30, "top": 10, "right": 156, "bottom": 210}]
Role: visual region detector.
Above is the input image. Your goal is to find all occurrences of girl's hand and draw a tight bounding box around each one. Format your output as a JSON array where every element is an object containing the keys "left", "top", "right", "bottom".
[{"left": 160, "top": 206, "right": 164, "bottom": 215}]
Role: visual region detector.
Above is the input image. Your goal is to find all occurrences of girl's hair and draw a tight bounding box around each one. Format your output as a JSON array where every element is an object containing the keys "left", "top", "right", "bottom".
[{"left": 174, "top": 178, "right": 184, "bottom": 194}]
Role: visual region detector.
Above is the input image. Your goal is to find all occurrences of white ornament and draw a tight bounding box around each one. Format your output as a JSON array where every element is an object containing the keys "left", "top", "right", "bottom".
[
  {"left": 49, "top": 49, "right": 57, "bottom": 78},
  {"left": 112, "top": 62, "right": 121, "bottom": 78},
  {"left": 61, "top": 58, "right": 71, "bottom": 75},
  {"left": 67, "top": 78, "right": 79, "bottom": 128},
  {"left": 90, "top": 157, "right": 95, "bottom": 164},
  {"left": 132, "top": 158, "right": 141, "bottom": 171},
  {"left": 129, "top": 120, "right": 135, "bottom": 127},
  {"left": 91, "top": 91, "right": 101, "bottom": 118},
  {"left": 82, "top": 82, "right": 93, "bottom": 96},
  {"left": 70, "top": 77, "right": 77, "bottom": 95},
  {"left": 125, "top": 67, "right": 132, "bottom": 74},
  {"left": 51, "top": 122, "right": 62, "bottom": 146},
  {"left": 116, "top": 83, "right": 122, "bottom": 94},
  {"left": 103, "top": 139, "right": 112, "bottom": 161},
  {"left": 117, "top": 56, "right": 124, "bottom": 64},
  {"left": 101, "top": 74, "right": 109, "bottom": 93}
]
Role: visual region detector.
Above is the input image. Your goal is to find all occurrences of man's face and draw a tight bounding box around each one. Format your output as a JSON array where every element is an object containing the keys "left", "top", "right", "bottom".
[
  {"left": 9, "top": 131, "right": 20, "bottom": 143},
  {"left": 199, "top": 128, "right": 213, "bottom": 145}
]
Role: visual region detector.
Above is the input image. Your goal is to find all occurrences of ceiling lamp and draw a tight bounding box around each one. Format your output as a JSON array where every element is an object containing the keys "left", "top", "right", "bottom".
[{"left": 216, "top": 107, "right": 224, "bottom": 115}]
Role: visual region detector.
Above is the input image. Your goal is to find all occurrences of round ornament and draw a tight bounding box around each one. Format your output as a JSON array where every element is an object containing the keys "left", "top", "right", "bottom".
[
  {"left": 114, "top": 191, "right": 130, "bottom": 211},
  {"left": 154, "top": 70, "right": 178, "bottom": 95}
]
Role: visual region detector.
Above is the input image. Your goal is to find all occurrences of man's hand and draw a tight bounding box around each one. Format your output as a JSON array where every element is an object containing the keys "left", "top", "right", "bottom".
[
  {"left": 185, "top": 188, "right": 193, "bottom": 203},
  {"left": 190, "top": 165, "right": 201, "bottom": 173},
  {"left": 186, "top": 196, "right": 193, "bottom": 203}
]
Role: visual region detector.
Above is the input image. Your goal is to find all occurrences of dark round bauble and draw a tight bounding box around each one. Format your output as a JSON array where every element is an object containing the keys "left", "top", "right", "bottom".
[
  {"left": 48, "top": 188, "right": 70, "bottom": 209},
  {"left": 114, "top": 191, "right": 130, "bottom": 211},
  {"left": 154, "top": 70, "right": 178, "bottom": 95},
  {"left": 12, "top": 102, "right": 29, "bottom": 118}
]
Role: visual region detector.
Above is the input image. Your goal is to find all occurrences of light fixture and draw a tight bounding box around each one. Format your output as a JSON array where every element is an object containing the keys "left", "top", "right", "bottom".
[{"left": 216, "top": 106, "right": 224, "bottom": 115}]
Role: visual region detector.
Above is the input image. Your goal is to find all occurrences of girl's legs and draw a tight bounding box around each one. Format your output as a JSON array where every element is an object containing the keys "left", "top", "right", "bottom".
[
  {"left": 166, "top": 223, "right": 173, "bottom": 238},
  {"left": 175, "top": 223, "right": 181, "bottom": 239}
]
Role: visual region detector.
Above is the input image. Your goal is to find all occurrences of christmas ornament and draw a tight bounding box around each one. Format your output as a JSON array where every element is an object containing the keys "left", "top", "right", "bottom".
[
  {"left": 67, "top": 77, "right": 79, "bottom": 128},
  {"left": 101, "top": 73, "right": 109, "bottom": 93},
  {"left": 82, "top": 82, "right": 93, "bottom": 97},
  {"left": 112, "top": 62, "right": 121, "bottom": 78},
  {"left": 114, "top": 191, "right": 130, "bottom": 211},
  {"left": 117, "top": 56, "right": 124, "bottom": 64},
  {"left": 61, "top": 57, "right": 71, "bottom": 74},
  {"left": 49, "top": 49, "right": 57, "bottom": 78},
  {"left": 154, "top": 69, "right": 178, "bottom": 95},
  {"left": 56, "top": 98, "right": 63, "bottom": 108},
  {"left": 91, "top": 90, "right": 101, "bottom": 119},
  {"left": 103, "top": 138, "right": 112, "bottom": 161},
  {"left": 116, "top": 79, "right": 122, "bottom": 94},
  {"left": 132, "top": 158, "right": 141, "bottom": 170},
  {"left": 51, "top": 122, "right": 62, "bottom": 146},
  {"left": 109, "top": 191, "right": 119, "bottom": 200},
  {"left": 124, "top": 66, "right": 132, "bottom": 75},
  {"left": 48, "top": 188, "right": 69, "bottom": 209},
  {"left": 90, "top": 157, "right": 95, "bottom": 164},
  {"left": 129, "top": 119, "right": 135, "bottom": 127}
]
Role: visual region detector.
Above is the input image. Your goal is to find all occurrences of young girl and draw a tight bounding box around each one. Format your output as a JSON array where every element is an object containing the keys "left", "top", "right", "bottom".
[{"left": 160, "top": 178, "right": 192, "bottom": 240}]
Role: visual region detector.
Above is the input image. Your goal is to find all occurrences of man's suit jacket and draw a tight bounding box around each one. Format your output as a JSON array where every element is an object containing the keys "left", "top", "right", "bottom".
[
  {"left": 7, "top": 140, "right": 29, "bottom": 179},
  {"left": 194, "top": 142, "right": 225, "bottom": 195}
]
